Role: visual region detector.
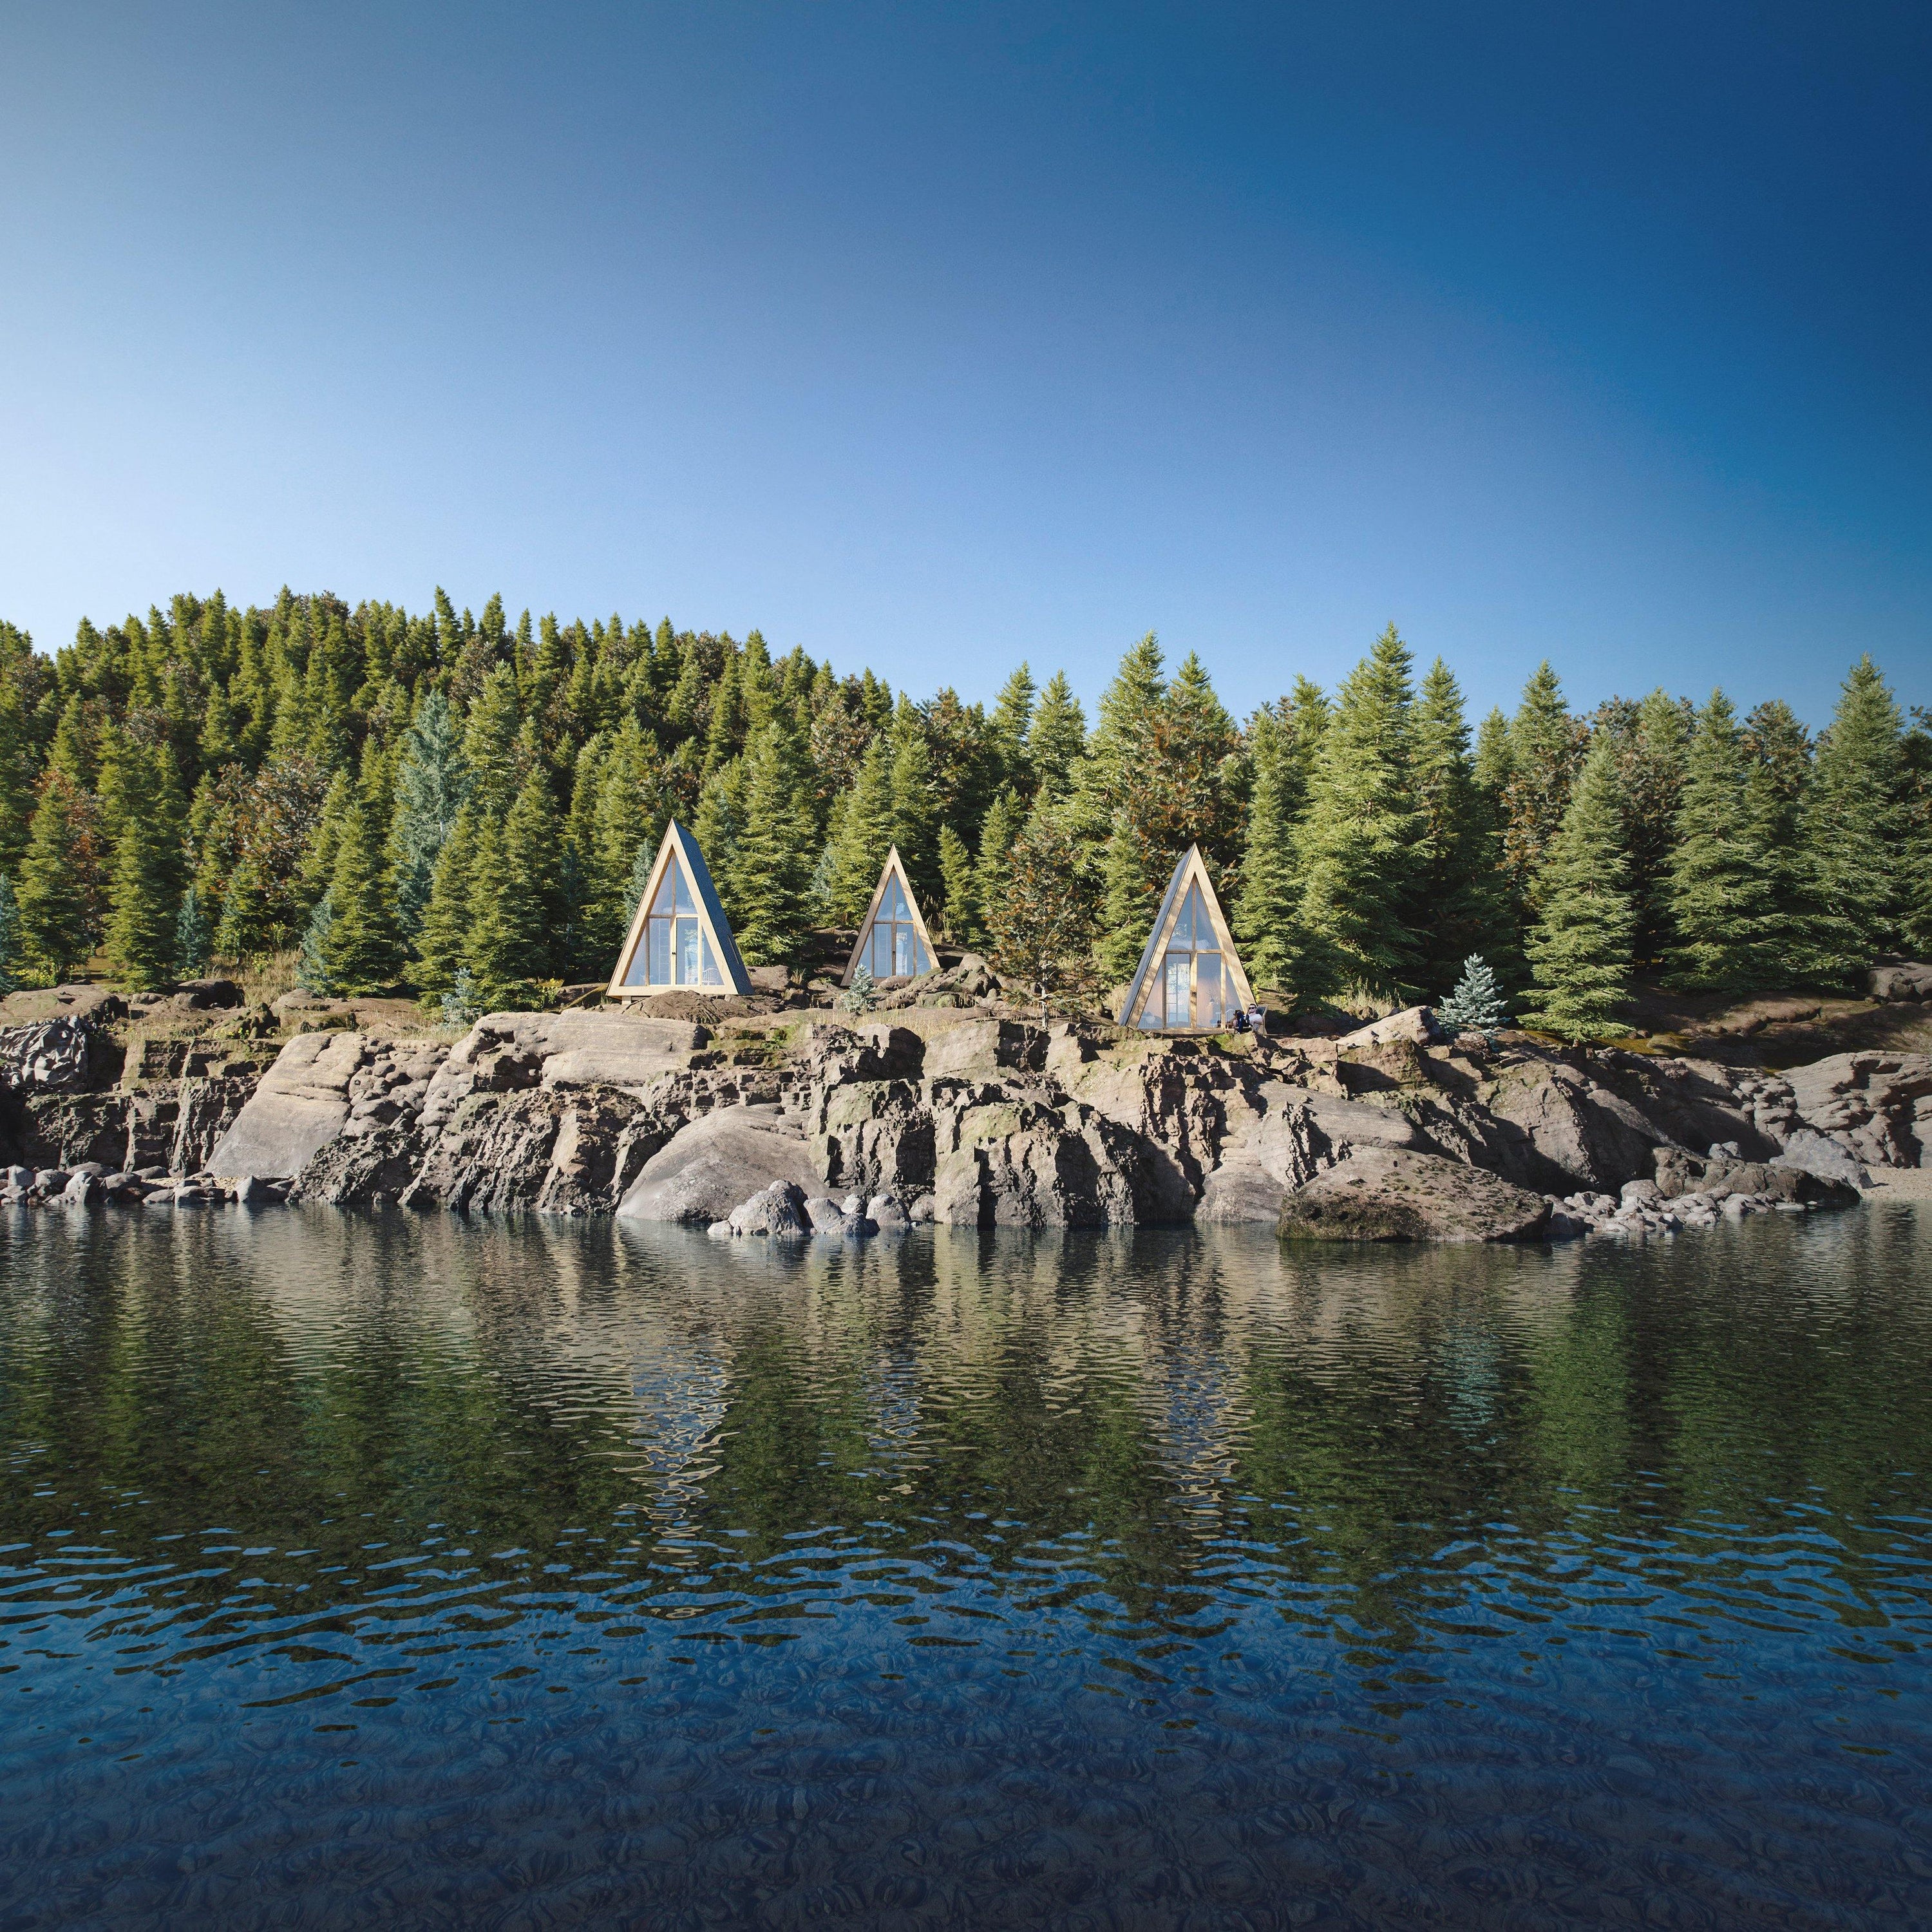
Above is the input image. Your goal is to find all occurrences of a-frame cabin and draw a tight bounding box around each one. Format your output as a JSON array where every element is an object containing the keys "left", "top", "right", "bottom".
[
  {"left": 842, "top": 846, "right": 938, "bottom": 985},
  {"left": 1117, "top": 844, "right": 1255, "bottom": 1032},
  {"left": 607, "top": 820, "right": 754, "bottom": 998}
]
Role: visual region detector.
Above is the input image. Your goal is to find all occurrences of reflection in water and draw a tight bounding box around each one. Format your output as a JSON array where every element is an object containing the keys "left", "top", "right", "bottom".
[{"left": 3, "top": 1206, "right": 1931, "bottom": 1927}]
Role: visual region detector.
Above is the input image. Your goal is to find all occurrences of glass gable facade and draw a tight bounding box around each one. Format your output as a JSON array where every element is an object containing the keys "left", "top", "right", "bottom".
[
  {"left": 1137, "top": 882, "right": 1227, "bottom": 1030},
  {"left": 857, "top": 873, "right": 931, "bottom": 981},
  {"left": 623, "top": 851, "right": 724, "bottom": 988}
]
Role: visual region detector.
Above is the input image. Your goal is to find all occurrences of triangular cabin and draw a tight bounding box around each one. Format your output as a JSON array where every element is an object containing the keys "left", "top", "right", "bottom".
[
  {"left": 1117, "top": 845, "right": 1255, "bottom": 1032},
  {"left": 842, "top": 846, "right": 937, "bottom": 985},
  {"left": 607, "top": 820, "right": 753, "bottom": 998}
]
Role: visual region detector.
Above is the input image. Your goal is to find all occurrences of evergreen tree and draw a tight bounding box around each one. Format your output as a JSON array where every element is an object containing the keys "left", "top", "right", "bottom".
[
  {"left": 102, "top": 741, "right": 185, "bottom": 990},
  {"left": 17, "top": 773, "right": 100, "bottom": 983},
  {"left": 175, "top": 884, "right": 211, "bottom": 979},
  {"left": 1408, "top": 659, "right": 1510, "bottom": 992},
  {"left": 1229, "top": 707, "right": 1312, "bottom": 1002},
  {"left": 412, "top": 804, "right": 481, "bottom": 999},
  {"left": 1296, "top": 625, "right": 1421, "bottom": 999},
  {"left": 390, "top": 688, "right": 468, "bottom": 938},
  {"left": 1803, "top": 655, "right": 1906, "bottom": 983},
  {"left": 1435, "top": 955, "right": 1510, "bottom": 1039},
  {"left": 1665, "top": 691, "right": 1776, "bottom": 994},
  {"left": 1903, "top": 710, "right": 1932, "bottom": 958},
  {"left": 321, "top": 799, "right": 403, "bottom": 994},
  {"left": 468, "top": 770, "right": 564, "bottom": 1006},
  {"left": 1501, "top": 662, "right": 1586, "bottom": 906},
  {"left": 1618, "top": 689, "right": 1692, "bottom": 967},
  {"left": 462, "top": 663, "right": 527, "bottom": 815},
  {"left": 937, "top": 824, "right": 976, "bottom": 943},
  {"left": 824, "top": 735, "right": 895, "bottom": 923},
  {"left": 973, "top": 786, "right": 1025, "bottom": 949},
  {"left": 987, "top": 807, "right": 1100, "bottom": 1028},
  {"left": 887, "top": 704, "right": 940, "bottom": 904},
  {"left": 1028, "top": 671, "right": 1087, "bottom": 803},
  {"left": 0, "top": 876, "right": 19, "bottom": 996},
  {"left": 298, "top": 890, "right": 335, "bottom": 994},
  {"left": 692, "top": 760, "right": 746, "bottom": 924},
  {"left": 734, "top": 717, "right": 815, "bottom": 967},
  {"left": 988, "top": 663, "right": 1036, "bottom": 795},
  {"left": 1071, "top": 634, "right": 1164, "bottom": 851},
  {"left": 1519, "top": 735, "right": 1636, "bottom": 1041}
]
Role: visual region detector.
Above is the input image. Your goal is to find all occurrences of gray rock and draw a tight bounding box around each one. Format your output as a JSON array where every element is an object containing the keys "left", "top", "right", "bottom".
[
  {"left": 59, "top": 1171, "right": 100, "bottom": 1206},
  {"left": 1278, "top": 1147, "right": 1551, "bottom": 1244},
  {"left": 867, "top": 1193, "right": 910, "bottom": 1232},
  {"left": 206, "top": 1030, "right": 372, "bottom": 1180},
  {"left": 33, "top": 1169, "right": 69, "bottom": 1194},
  {"left": 908, "top": 1193, "right": 936, "bottom": 1224},
  {"left": 803, "top": 1195, "right": 842, "bottom": 1228},
  {"left": 3, "top": 1166, "right": 31, "bottom": 1190},
  {"left": 0, "top": 1016, "right": 118, "bottom": 1095},
  {"left": 1336, "top": 1006, "right": 1441, "bottom": 1048},
  {"left": 234, "top": 1174, "right": 272, "bottom": 1206},
  {"left": 1868, "top": 963, "right": 1932, "bottom": 1003},
  {"left": 617, "top": 1106, "right": 817, "bottom": 1224},
  {"left": 1772, "top": 1129, "right": 1870, "bottom": 1190},
  {"left": 727, "top": 1180, "right": 811, "bottom": 1236}
]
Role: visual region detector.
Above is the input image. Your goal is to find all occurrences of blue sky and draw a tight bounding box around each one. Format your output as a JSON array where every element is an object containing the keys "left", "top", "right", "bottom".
[{"left": 1, "top": 1, "right": 1926, "bottom": 726}]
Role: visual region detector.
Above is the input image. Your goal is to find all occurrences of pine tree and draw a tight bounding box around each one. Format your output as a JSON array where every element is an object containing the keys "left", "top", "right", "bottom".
[
  {"left": 1229, "top": 708, "right": 1311, "bottom": 1002},
  {"left": 1621, "top": 689, "right": 1692, "bottom": 967},
  {"left": 824, "top": 735, "right": 894, "bottom": 924},
  {"left": 1028, "top": 672, "right": 1087, "bottom": 803},
  {"left": 1502, "top": 662, "right": 1586, "bottom": 906},
  {"left": 462, "top": 663, "right": 527, "bottom": 816},
  {"left": 1296, "top": 625, "right": 1421, "bottom": 999},
  {"left": 298, "top": 891, "right": 335, "bottom": 994},
  {"left": 175, "top": 884, "right": 211, "bottom": 978},
  {"left": 734, "top": 717, "right": 815, "bottom": 967},
  {"left": 937, "top": 824, "right": 976, "bottom": 943},
  {"left": 390, "top": 688, "right": 468, "bottom": 938},
  {"left": 987, "top": 807, "right": 1100, "bottom": 1028},
  {"left": 0, "top": 875, "right": 21, "bottom": 996},
  {"left": 692, "top": 760, "right": 746, "bottom": 924},
  {"left": 1519, "top": 735, "right": 1636, "bottom": 1041},
  {"left": 886, "top": 701, "right": 940, "bottom": 903},
  {"left": 1665, "top": 691, "right": 1776, "bottom": 994},
  {"left": 17, "top": 773, "right": 100, "bottom": 983},
  {"left": 1436, "top": 954, "right": 1510, "bottom": 1039},
  {"left": 1070, "top": 634, "right": 1164, "bottom": 850},
  {"left": 1803, "top": 656, "right": 1906, "bottom": 984},
  {"left": 988, "top": 663, "right": 1036, "bottom": 795},
  {"left": 101, "top": 741, "right": 185, "bottom": 990},
  {"left": 974, "top": 786, "right": 1025, "bottom": 949},
  {"left": 468, "top": 772, "right": 565, "bottom": 1006},
  {"left": 412, "top": 804, "right": 481, "bottom": 999},
  {"left": 321, "top": 799, "right": 403, "bottom": 994},
  {"left": 1408, "top": 659, "right": 1510, "bottom": 993},
  {"left": 1902, "top": 709, "right": 1932, "bottom": 958}
]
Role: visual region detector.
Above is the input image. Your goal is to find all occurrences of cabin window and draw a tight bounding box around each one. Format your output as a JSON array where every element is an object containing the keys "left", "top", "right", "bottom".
[
  {"left": 1137, "top": 883, "right": 1226, "bottom": 1028},
  {"left": 623, "top": 853, "right": 724, "bottom": 987},
  {"left": 859, "top": 873, "right": 929, "bottom": 980}
]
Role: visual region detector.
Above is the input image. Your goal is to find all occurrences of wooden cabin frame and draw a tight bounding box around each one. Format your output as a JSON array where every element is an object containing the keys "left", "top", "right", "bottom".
[
  {"left": 1117, "top": 844, "right": 1255, "bottom": 1032},
  {"left": 841, "top": 846, "right": 938, "bottom": 985},
  {"left": 607, "top": 820, "right": 754, "bottom": 998}
]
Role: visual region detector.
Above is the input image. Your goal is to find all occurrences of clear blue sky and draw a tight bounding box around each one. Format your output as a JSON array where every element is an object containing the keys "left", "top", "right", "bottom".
[{"left": 2, "top": 1, "right": 1926, "bottom": 726}]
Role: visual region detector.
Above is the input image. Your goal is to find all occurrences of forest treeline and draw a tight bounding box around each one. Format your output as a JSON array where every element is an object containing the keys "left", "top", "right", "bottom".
[{"left": 0, "top": 588, "right": 1925, "bottom": 1038}]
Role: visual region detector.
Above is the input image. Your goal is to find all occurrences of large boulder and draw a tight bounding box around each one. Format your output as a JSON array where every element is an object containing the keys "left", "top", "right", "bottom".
[
  {"left": 1278, "top": 1146, "right": 1551, "bottom": 1244},
  {"left": 617, "top": 1104, "right": 818, "bottom": 1223},
  {"left": 1336, "top": 1006, "right": 1440, "bottom": 1048},
  {"left": 1782, "top": 1052, "right": 1932, "bottom": 1170},
  {"left": 931, "top": 1097, "right": 1162, "bottom": 1227},
  {"left": 205, "top": 1030, "right": 373, "bottom": 1179},
  {"left": 1772, "top": 1128, "right": 1870, "bottom": 1191},
  {"left": 1197, "top": 1083, "right": 1425, "bottom": 1222},
  {"left": 0, "top": 1016, "right": 120, "bottom": 1095},
  {"left": 1869, "top": 963, "right": 1932, "bottom": 1003}
]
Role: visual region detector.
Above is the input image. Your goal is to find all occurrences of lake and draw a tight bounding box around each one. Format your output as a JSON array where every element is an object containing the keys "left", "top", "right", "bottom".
[{"left": 3, "top": 1205, "right": 1929, "bottom": 1929}]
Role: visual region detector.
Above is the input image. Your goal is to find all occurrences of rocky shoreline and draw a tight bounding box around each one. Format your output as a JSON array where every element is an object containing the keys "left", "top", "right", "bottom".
[{"left": 2, "top": 983, "right": 1926, "bottom": 1241}]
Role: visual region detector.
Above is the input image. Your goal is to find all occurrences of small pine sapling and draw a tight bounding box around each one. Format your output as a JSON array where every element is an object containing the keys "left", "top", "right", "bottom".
[
  {"left": 298, "top": 891, "right": 335, "bottom": 995},
  {"left": 1436, "top": 954, "right": 1510, "bottom": 1040},
  {"left": 175, "top": 885, "right": 212, "bottom": 980},
  {"left": 839, "top": 961, "right": 877, "bottom": 1016},
  {"left": 440, "top": 966, "right": 482, "bottom": 1029}
]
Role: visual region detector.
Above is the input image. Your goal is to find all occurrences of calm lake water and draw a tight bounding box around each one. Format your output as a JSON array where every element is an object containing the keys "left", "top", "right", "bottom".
[{"left": 3, "top": 1206, "right": 1930, "bottom": 1931}]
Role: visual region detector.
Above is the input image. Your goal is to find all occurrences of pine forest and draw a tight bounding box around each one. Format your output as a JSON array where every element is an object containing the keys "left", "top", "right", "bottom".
[{"left": 0, "top": 589, "right": 1926, "bottom": 1041}]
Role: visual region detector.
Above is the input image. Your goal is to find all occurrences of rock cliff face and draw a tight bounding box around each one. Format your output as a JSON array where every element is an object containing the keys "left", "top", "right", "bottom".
[{"left": 5, "top": 1001, "right": 1925, "bottom": 1238}]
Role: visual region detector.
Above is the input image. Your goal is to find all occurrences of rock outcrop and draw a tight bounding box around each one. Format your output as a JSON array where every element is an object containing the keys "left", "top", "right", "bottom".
[
  {"left": 8, "top": 993, "right": 1921, "bottom": 1243},
  {"left": 1278, "top": 1146, "right": 1551, "bottom": 1244}
]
